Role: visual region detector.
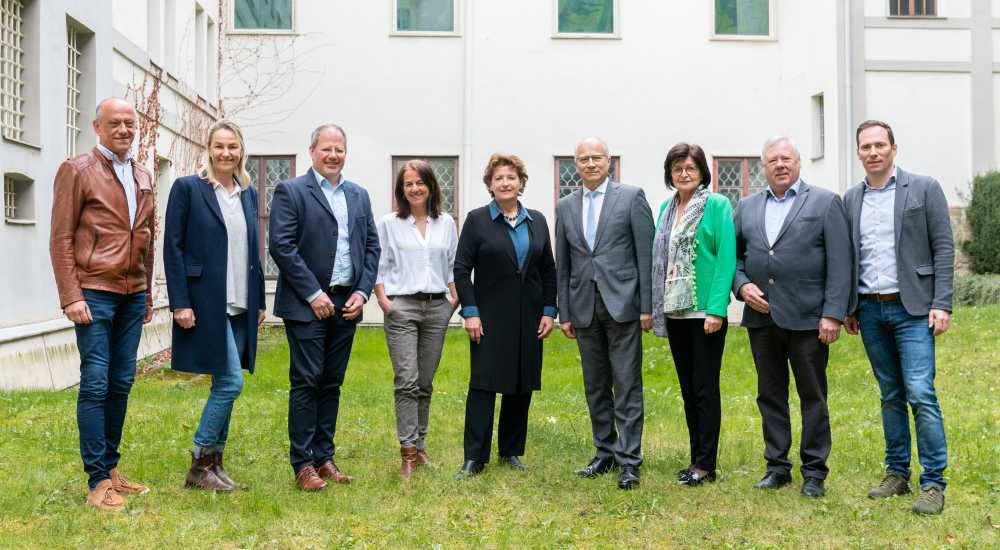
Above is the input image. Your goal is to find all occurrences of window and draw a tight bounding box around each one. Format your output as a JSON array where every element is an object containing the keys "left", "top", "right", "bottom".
[
  {"left": 4, "top": 172, "right": 33, "bottom": 223},
  {"left": 555, "top": 0, "right": 618, "bottom": 37},
  {"left": 889, "top": 0, "right": 936, "bottom": 16},
  {"left": 811, "top": 93, "right": 825, "bottom": 160},
  {"left": 715, "top": 0, "right": 771, "bottom": 37},
  {"left": 554, "top": 156, "right": 621, "bottom": 199},
  {"left": 66, "top": 25, "right": 81, "bottom": 157},
  {"left": 391, "top": 156, "right": 459, "bottom": 220},
  {"left": 395, "top": 0, "right": 456, "bottom": 33},
  {"left": 246, "top": 155, "right": 295, "bottom": 277},
  {"left": 1, "top": 0, "right": 25, "bottom": 141},
  {"left": 714, "top": 157, "right": 767, "bottom": 208},
  {"left": 233, "top": 0, "right": 293, "bottom": 31}
]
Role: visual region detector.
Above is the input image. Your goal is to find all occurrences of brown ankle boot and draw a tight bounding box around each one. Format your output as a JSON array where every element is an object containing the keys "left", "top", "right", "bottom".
[
  {"left": 185, "top": 452, "right": 233, "bottom": 492},
  {"left": 415, "top": 448, "right": 430, "bottom": 467},
  {"left": 211, "top": 452, "right": 246, "bottom": 491},
  {"left": 400, "top": 446, "right": 420, "bottom": 480}
]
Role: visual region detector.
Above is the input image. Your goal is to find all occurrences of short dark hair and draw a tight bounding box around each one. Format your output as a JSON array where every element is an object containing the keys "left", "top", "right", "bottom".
[
  {"left": 856, "top": 120, "right": 895, "bottom": 146},
  {"left": 482, "top": 153, "right": 528, "bottom": 197},
  {"left": 394, "top": 159, "right": 443, "bottom": 219},
  {"left": 663, "top": 143, "right": 711, "bottom": 190}
]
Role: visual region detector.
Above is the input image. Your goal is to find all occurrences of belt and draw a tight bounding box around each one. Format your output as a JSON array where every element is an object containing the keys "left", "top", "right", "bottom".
[
  {"left": 858, "top": 292, "right": 899, "bottom": 302},
  {"left": 328, "top": 285, "right": 353, "bottom": 294},
  {"left": 390, "top": 292, "right": 446, "bottom": 301}
]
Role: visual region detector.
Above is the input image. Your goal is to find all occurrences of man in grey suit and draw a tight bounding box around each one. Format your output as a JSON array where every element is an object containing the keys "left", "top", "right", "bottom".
[
  {"left": 733, "top": 137, "right": 851, "bottom": 498},
  {"left": 555, "top": 137, "right": 654, "bottom": 490},
  {"left": 843, "top": 120, "right": 954, "bottom": 515}
]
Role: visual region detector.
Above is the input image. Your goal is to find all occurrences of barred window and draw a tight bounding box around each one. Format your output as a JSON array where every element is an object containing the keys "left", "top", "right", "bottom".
[
  {"left": 4, "top": 172, "right": 33, "bottom": 223},
  {"left": 1, "top": 0, "right": 25, "bottom": 141},
  {"left": 890, "top": 0, "right": 936, "bottom": 16},
  {"left": 66, "top": 25, "right": 81, "bottom": 157},
  {"left": 247, "top": 155, "right": 296, "bottom": 277},
  {"left": 391, "top": 156, "right": 459, "bottom": 221},
  {"left": 554, "top": 156, "right": 620, "bottom": 200},
  {"left": 714, "top": 157, "right": 767, "bottom": 208}
]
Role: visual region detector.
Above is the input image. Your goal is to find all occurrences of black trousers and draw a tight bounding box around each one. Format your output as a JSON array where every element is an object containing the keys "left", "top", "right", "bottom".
[
  {"left": 284, "top": 288, "right": 357, "bottom": 472},
  {"left": 463, "top": 388, "right": 532, "bottom": 463},
  {"left": 748, "top": 325, "right": 831, "bottom": 480},
  {"left": 666, "top": 317, "right": 728, "bottom": 472}
]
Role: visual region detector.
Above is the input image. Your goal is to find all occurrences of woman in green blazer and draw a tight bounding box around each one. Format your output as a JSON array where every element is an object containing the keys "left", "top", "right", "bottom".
[{"left": 651, "top": 143, "right": 737, "bottom": 486}]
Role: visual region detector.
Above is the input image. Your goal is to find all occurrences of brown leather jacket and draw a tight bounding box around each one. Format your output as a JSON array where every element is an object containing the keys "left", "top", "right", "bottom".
[{"left": 50, "top": 148, "right": 155, "bottom": 309}]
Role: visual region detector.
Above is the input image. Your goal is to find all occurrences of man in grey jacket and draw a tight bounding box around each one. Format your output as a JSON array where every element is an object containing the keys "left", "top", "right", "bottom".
[
  {"left": 733, "top": 137, "right": 852, "bottom": 498},
  {"left": 555, "top": 137, "right": 654, "bottom": 490},
  {"left": 844, "top": 120, "right": 954, "bottom": 515}
]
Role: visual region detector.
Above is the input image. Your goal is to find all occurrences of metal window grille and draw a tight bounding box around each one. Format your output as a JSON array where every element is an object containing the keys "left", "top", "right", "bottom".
[
  {"left": 391, "top": 156, "right": 459, "bottom": 219},
  {"left": 890, "top": 0, "right": 936, "bottom": 16},
  {"left": 555, "top": 156, "right": 620, "bottom": 199},
  {"left": 3, "top": 175, "right": 15, "bottom": 219},
  {"left": 1, "top": 0, "right": 25, "bottom": 141},
  {"left": 247, "top": 155, "right": 295, "bottom": 277},
  {"left": 715, "top": 157, "right": 767, "bottom": 208},
  {"left": 66, "top": 25, "right": 82, "bottom": 157}
]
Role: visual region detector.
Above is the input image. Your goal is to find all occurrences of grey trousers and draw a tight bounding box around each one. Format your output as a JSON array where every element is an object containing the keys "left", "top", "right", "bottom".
[
  {"left": 383, "top": 295, "right": 453, "bottom": 448},
  {"left": 575, "top": 290, "right": 645, "bottom": 467}
]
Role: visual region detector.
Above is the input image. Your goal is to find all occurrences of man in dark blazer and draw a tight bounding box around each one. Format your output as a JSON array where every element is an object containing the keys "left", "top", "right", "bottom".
[
  {"left": 555, "top": 137, "right": 654, "bottom": 490},
  {"left": 733, "top": 137, "right": 851, "bottom": 498},
  {"left": 844, "top": 120, "right": 954, "bottom": 515},
  {"left": 269, "top": 124, "right": 380, "bottom": 491}
]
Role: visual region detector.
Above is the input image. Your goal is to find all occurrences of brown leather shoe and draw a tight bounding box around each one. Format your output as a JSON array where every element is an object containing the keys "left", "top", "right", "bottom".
[
  {"left": 415, "top": 449, "right": 430, "bottom": 467},
  {"left": 400, "top": 446, "right": 419, "bottom": 480},
  {"left": 211, "top": 452, "right": 247, "bottom": 491},
  {"left": 316, "top": 460, "right": 353, "bottom": 484},
  {"left": 110, "top": 468, "right": 150, "bottom": 496},
  {"left": 185, "top": 452, "right": 233, "bottom": 492},
  {"left": 87, "top": 479, "right": 125, "bottom": 511},
  {"left": 295, "top": 465, "right": 327, "bottom": 491}
]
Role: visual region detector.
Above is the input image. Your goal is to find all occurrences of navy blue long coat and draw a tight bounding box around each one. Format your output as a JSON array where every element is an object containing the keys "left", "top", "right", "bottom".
[{"left": 163, "top": 174, "right": 266, "bottom": 374}]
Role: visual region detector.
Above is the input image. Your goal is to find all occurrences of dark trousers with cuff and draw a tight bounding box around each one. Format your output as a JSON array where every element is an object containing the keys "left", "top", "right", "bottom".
[{"left": 463, "top": 388, "right": 532, "bottom": 463}]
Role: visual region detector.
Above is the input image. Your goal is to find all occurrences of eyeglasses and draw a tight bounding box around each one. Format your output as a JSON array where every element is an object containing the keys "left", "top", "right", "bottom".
[
  {"left": 575, "top": 155, "right": 608, "bottom": 165},
  {"left": 670, "top": 165, "right": 700, "bottom": 176}
]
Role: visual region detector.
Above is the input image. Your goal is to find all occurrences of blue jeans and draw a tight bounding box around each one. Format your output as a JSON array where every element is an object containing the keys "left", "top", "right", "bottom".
[
  {"left": 192, "top": 314, "right": 245, "bottom": 454},
  {"left": 857, "top": 299, "right": 948, "bottom": 489},
  {"left": 75, "top": 289, "right": 147, "bottom": 489}
]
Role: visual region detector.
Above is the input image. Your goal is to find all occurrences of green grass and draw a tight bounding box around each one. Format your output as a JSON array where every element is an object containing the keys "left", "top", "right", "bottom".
[{"left": 2, "top": 307, "right": 999, "bottom": 549}]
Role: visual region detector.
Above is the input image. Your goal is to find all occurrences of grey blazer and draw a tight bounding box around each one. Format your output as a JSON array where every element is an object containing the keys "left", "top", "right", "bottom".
[
  {"left": 555, "top": 181, "right": 654, "bottom": 328},
  {"left": 844, "top": 167, "right": 954, "bottom": 316},
  {"left": 732, "top": 181, "right": 853, "bottom": 330}
]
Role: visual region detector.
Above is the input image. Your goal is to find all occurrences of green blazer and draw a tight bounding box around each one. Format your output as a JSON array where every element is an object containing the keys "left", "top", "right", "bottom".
[{"left": 653, "top": 193, "right": 737, "bottom": 319}]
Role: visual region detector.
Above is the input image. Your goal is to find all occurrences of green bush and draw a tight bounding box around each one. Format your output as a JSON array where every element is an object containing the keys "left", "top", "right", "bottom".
[
  {"left": 953, "top": 274, "right": 1000, "bottom": 306},
  {"left": 963, "top": 172, "right": 1000, "bottom": 274}
]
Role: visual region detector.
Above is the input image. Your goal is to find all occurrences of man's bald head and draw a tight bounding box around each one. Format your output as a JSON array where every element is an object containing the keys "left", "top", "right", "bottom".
[
  {"left": 574, "top": 137, "right": 612, "bottom": 189},
  {"left": 575, "top": 137, "right": 610, "bottom": 157},
  {"left": 95, "top": 97, "right": 136, "bottom": 121},
  {"left": 92, "top": 98, "right": 137, "bottom": 158}
]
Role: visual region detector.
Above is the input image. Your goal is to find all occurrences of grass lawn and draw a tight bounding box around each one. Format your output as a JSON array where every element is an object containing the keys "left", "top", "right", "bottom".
[{"left": 1, "top": 306, "right": 999, "bottom": 548}]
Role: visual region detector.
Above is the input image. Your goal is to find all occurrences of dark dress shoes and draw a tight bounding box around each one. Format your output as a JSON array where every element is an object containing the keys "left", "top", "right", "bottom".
[
  {"left": 455, "top": 460, "right": 485, "bottom": 480},
  {"left": 754, "top": 471, "right": 792, "bottom": 490},
  {"left": 801, "top": 477, "right": 826, "bottom": 498},
  {"left": 679, "top": 469, "right": 717, "bottom": 486},
  {"left": 499, "top": 456, "right": 526, "bottom": 470},
  {"left": 576, "top": 457, "right": 616, "bottom": 478},
  {"left": 618, "top": 465, "right": 640, "bottom": 490}
]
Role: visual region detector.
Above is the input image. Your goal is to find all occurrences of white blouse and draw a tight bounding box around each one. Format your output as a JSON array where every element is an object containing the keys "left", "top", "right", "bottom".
[{"left": 376, "top": 212, "right": 457, "bottom": 296}]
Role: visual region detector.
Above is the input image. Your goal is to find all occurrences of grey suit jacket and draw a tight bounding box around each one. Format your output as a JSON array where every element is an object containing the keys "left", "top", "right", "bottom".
[
  {"left": 844, "top": 167, "right": 954, "bottom": 316},
  {"left": 732, "top": 181, "right": 852, "bottom": 330},
  {"left": 555, "top": 182, "right": 654, "bottom": 328}
]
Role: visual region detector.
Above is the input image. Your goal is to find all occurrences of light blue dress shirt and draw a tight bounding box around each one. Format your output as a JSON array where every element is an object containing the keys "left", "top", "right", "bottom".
[
  {"left": 764, "top": 180, "right": 802, "bottom": 246},
  {"left": 460, "top": 200, "right": 558, "bottom": 319},
  {"left": 858, "top": 167, "right": 899, "bottom": 294},
  {"left": 314, "top": 170, "right": 354, "bottom": 288},
  {"left": 582, "top": 178, "right": 609, "bottom": 251},
  {"left": 97, "top": 143, "right": 137, "bottom": 227}
]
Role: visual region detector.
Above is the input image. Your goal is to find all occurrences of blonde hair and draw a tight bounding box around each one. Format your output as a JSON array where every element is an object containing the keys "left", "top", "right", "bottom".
[{"left": 199, "top": 119, "right": 251, "bottom": 189}]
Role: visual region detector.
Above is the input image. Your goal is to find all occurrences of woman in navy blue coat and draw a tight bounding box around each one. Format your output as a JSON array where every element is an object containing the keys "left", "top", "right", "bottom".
[{"left": 163, "top": 120, "right": 265, "bottom": 491}]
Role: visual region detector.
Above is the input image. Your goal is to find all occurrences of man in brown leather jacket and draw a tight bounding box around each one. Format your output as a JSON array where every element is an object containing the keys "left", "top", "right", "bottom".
[{"left": 49, "top": 98, "right": 156, "bottom": 511}]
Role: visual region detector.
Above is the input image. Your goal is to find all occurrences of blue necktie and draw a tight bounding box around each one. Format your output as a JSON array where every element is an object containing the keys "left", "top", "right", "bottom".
[{"left": 585, "top": 190, "right": 598, "bottom": 250}]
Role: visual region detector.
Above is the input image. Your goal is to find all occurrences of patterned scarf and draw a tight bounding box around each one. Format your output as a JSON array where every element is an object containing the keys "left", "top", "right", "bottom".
[{"left": 663, "top": 187, "right": 709, "bottom": 314}]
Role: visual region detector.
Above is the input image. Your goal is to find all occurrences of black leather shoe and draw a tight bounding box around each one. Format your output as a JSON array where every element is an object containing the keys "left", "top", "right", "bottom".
[
  {"left": 680, "top": 469, "right": 717, "bottom": 486},
  {"left": 499, "top": 456, "right": 526, "bottom": 470},
  {"left": 677, "top": 467, "right": 693, "bottom": 483},
  {"left": 455, "top": 460, "right": 485, "bottom": 480},
  {"left": 754, "top": 471, "right": 792, "bottom": 490},
  {"left": 576, "top": 457, "right": 616, "bottom": 478},
  {"left": 618, "top": 466, "right": 640, "bottom": 490},
  {"left": 801, "top": 477, "right": 826, "bottom": 498}
]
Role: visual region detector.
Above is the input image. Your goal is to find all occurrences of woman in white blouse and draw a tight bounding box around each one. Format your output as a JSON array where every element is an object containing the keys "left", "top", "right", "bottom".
[{"left": 374, "top": 159, "right": 460, "bottom": 479}]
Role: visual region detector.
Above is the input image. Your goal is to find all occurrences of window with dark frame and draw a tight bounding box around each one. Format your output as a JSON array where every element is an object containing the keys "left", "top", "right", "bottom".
[
  {"left": 390, "top": 156, "right": 459, "bottom": 222},
  {"left": 246, "top": 155, "right": 295, "bottom": 277},
  {"left": 713, "top": 157, "right": 767, "bottom": 208},
  {"left": 889, "top": 0, "right": 936, "bottom": 16},
  {"left": 554, "top": 156, "right": 621, "bottom": 200}
]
